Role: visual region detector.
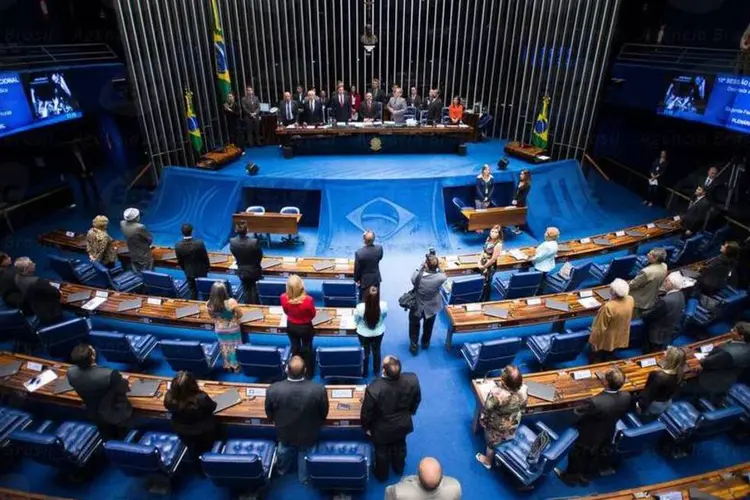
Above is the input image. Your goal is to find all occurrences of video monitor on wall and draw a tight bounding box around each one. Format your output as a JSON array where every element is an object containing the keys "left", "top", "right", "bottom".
[{"left": 656, "top": 74, "right": 713, "bottom": 118}]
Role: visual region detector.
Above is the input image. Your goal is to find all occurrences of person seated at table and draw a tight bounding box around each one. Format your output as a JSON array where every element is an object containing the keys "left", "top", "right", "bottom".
[
  {"left": 0, "top": 252, "right": 21, "bottom": 308},
  {"left": 642, "top": 272, "right": 685, "bottom": 353},
  {"left": 530, "top": 227, "right": 560, "bottom": 274},
  {"left": 475, "top": 365, "right": 527, "bottom": 470},
  {"left": 330, "top": 83, "right": 352, "bottom": 123},
  {"left": 696, "top": 241, "right": 739, "bottom": 296},
  {"left": 15, "top": 257, "right": 63, "bottom": 325},
  {"left": 387, "top": 87, "right": 407, "bottom": 124},
  {"left": 86, "top": 215, "right": 117, "bottom": 268},
  {"left": 636, "top": 346, "right": 686, "bottom": 419},
  {"left": 300, "top": 89, "right": 323, "bottom": 125},
  {"left": 588, "top": 278, "right": 634, "bottom": 363},
  {"left": 509, "top": 169, "right": 531, "bottom": 235},
  {"left": 478, "top": 225, "right": 503, "bottom": 302},
  {"left": 448, "top": 96, "right": 463, "bottom": 124},
  {"left": 475, "top": 164, "right": 494, "bottom": 210},
  {"left": 277, "top": 91, "right": 299, "bottom": 126},
  {"left": 359, "top": 92, "right": 381, "bottom": 122},
  {"left": 164, "top": 370, "right": 219, "bottom": 457}
]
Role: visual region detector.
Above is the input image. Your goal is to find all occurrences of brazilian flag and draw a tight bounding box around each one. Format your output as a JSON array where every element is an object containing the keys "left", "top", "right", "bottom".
[
  {"left": 210, "top": 0, "right": 232, "bottom": 101},
  {"left": 531, "top": 96, "right": 550, "bottom": 150},
  {"left": 185, "top": 90, "right": 203, "bottom": 154}
]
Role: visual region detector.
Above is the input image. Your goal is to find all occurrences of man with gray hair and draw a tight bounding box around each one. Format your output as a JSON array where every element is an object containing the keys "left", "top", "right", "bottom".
[
  {"left": 589, "top": 278, "right": 634, "bottom": 362},
  {"left": 641, "top": 271, "right": 686, "bottom": 353},
  {"left": 121, "top": 208, "right": 153, "bottom": 273},
  {"left": 386, "top": 457, "right": 461, "bottom": 499},
  {"left": 629, "top": 247, "right": 668, "bottom": 315},
  {"left": 14, "top": 256, "right": 63, "bottom": 325}
]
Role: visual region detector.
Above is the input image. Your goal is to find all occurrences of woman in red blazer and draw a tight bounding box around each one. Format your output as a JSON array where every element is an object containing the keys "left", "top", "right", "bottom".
[
  {"left": 280, "top": 274, "right": 317, "bottom": 377},
  {"left": 350, "top": 85, "right": 362, "bottom": 119}
]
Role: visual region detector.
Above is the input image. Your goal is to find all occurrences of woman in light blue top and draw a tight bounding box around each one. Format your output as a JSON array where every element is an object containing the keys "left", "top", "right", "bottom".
[
  {"left": 531, "top": 226, "right": 560, "bottom": 273},
  {"left": 353, "top": 285, "right": 387, "bottom": 377}
]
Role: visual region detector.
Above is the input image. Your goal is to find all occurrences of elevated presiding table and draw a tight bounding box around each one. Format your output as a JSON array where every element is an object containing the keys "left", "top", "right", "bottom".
[
  {"left": 232, "top": 212, "right": 302, "bottom": 236},
  {"left": 0, "top": 352, "right": 364, "bottom": 428},
  {"left": 38, "top": 230, "right": 354, "bottom": 279},
  {"left": 461, "top": 206, "right": 527, "bottom": 231}
]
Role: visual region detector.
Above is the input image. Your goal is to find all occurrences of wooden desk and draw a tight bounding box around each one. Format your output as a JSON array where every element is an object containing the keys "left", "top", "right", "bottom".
[
  {"left": 275, "top": 123, "right": 474, "bottom": 137},
  {"left": 38, "top": 230, "right": 354, "bottom": 280},
  {"left": 504, "top": 141, "right": 550, "bottom": 163},
  {"left": 581, "top": 462, "right": 750, "bottom": 499},
  {"left": 470, "top": 332, "right": 736, "bottom": 425},
  {"left": 232, "top": 212, "right": 302, "bottom": 236},
  {"left": 460, "top": 206, "right": 527, "bottom": 231},
  {"left": 444, "top": 260, "right": 707, "bottom": 349},
  {"left": 440, "top": 216, "right": 683, "bottom": 277},
  {"left": 56, "top": 283, "right": 357, "bottom": 337},
  {"left": 0, "top": 489, "right": 71, "bottom": 500},
  {"left": 0, "top": 352, "right": 364, "bottom": 428}
]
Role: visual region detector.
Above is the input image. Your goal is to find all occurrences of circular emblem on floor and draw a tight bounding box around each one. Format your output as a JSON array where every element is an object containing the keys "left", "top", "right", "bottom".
[{"left": 369, "top": 137, "right": 383, "bottom": 151}]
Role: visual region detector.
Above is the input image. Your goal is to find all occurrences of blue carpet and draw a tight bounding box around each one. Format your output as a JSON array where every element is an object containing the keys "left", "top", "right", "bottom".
[{"left": 2, "top": 145, "right": 746, "bottom": 500}]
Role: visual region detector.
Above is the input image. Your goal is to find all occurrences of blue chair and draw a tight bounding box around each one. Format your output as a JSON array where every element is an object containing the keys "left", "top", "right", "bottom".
[
  {"left": 404, "top": 106, "right": 417, "bottom": 120},
  {"left": 0, "top": 407, "right": 33, "bottom": 450},
  {"left": 627, "top": 318, "right": 646, "bottom": 348},
  {"left": 305, "top": 441, "right": 372, "bottom": 492},
  {"left": 460, "top": 337, "right": 522, "bottom": 376},
  {"left": 699, "top": 224, "right": 731, "bottom": 257},
  {"left": 494, "top": 422, "right": 578, "bottom": 488},
  {"left": 280, "top": 206, "right": 302, "bottom": 245},
  {"left": 37, "top": 317, "right": 90, "bottom": 358},
  {"left": 195, "top": 278, "right": 244, "bottom": 302},
  {"left": 200, "top": 439, "right": 276, "bottom": 492},
  {"left": 441, "top": 275, "right": 484, "bottom": 305},
  {"left": 236, "top": 345, "right": 290, "bottom": 380},
  {"left": 726, "top": 383, "right": 750, "bottom": 416},
  {"left": 316, "top": 347, "right": 365, "bottom": 381},
  {"left": 257, "top": 280, "right": 286, "bottom": 306},
  {"left": 669, "top": 234, "right": 705, "bottom": 266},
  {"left": 527, "top": 330, "right": 590, "bottom": 367},
  {"left": 141, "top": 270, "right": 190, "bottom": 299},
  {"left": 322, "top": 280, "right": 357, "bottom": 307},
  {"left": 89, "top": 331, "right": 157, "bottom": 365},
  {"left": 104, "top": 430, "right": 187, "bottom": 489},
  {"left": 441, "top": 106, "right": 450, "bottom": 124},
  {"left": 451, "top": 197, "right": 471, "bottom": 231},
  {"left": 589, "top": 255, "right": 637, "bottom": 284},
  {"left": 0, "top": 309, "right": 38, "bottom": 350},
  {"left": 10, "top": 420, "right": 102, "bottom": 470},
  {"left": 160, "top": 340, "right": 221, "bottom": 375},
  {"left": 543, "top": 262, "right": 592, "bottom": 294},
  {"left": 612, "top": 413, "right": 667, "bottom": 459},
  {"left": 48, "top": 255, "right": 99, "bottom": 286},
  {"left": 493, "top": 271, "right": 544, "bottom": 299},
  {"left": 245, "top": 206, "right": 270, "bottom": 246},
  {"left": 91, "top": 261, "right": 143, "bottom": 293},
  {"left": 687, "top": 287, "right": 748, "bottom": 328},
  {"left": 659, "top": 400, "right": 744, "bottom": 454}
]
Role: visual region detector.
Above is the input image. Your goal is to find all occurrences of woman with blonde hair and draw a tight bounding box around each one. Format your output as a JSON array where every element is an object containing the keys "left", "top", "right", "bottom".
[
  {"left": 207, "top": 281, "right": 243, "bottom": 372},
  {"left": 86, "top": 215, "right": 117, "bottom": 267},
  {"left": 636, "top": 346, "right": 686, "bottom": 418},
  {"left": 281, "top": 274, "right": 317, "bottom": 377}
]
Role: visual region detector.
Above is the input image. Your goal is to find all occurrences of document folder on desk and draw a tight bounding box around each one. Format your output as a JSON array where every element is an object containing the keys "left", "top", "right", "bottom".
[
  {"left": 483, "top": 306, "right": 509, "bottom": 319},
  {"left": 0, "top": 360, "right": 22, "bottom": 378},
  {"left": 556, "top": 244, "right": 571, "bottom": 252},
  {"left": 592, "top": 238, "right": 613, "bottom": 247},
  {"left": 65, "top": 291, "right": 92, "bottom": 303},
  {"left": 526, "top": 381, "right": 557, "bottom": 402},
  {"left": 595, "top": 288, "right": 612, "bottom": 301},
  {"left": 545, "top": 300, "right": 570, "bottom": 312},
  {"left": 175, "top": 304, "right": 201, "bottom": 319},
  {"left": 54, "top": 376, "right": 75, "bottom": 394},
  {"left": 161, "top": 251, "right": 177, "bottom": 260},
  {"left": 212, "top": 389, "right": 242, "bottom": 413},
  {"left": 209, "top": 255, "right": 229, "bottom": 264},
  {"left": 312, "top": 262, "right": 335, "bottom": 272},
  {"left": 128, "top": 379, "right": 160, "bottom": 397},
  {"left": 458, "top": 255, "right": 480, "bottom": 265},
  {"left": 261, "top": 259, "right": 282, "bottom": 270},
  {"left": 656, "top": 222, "right": 675, "bottom": 230},
  {"left": 117, "top": 299, "right": 142, "bottom": 312},
  {"left": 240, "top": 310, "right": 264, "bottom": 324},
  {"left": 625, "top": 230, "right": 645, "bottom": 238},
  {"left": 312, "top": 311, "right": 332, "bottom": 326}
]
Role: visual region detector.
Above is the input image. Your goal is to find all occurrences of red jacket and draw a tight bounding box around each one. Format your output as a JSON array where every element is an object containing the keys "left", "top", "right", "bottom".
[{"left": 280, "top": 293, "right": 316, "bottom": 324}]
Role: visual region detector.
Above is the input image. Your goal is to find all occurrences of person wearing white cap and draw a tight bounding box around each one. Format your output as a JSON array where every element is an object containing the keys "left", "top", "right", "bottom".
[
  {"left": 588, "top": 278, "right": 634, "bottom": 363},
  {"left": 120, "top": 208, "right": 154, "bottom": 273},
  {"left": 641, "top": 272, "right": 686, "bottom": 353}
]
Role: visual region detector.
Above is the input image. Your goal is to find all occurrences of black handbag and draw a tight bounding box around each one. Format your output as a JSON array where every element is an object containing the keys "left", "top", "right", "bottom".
[{"left": 399, "top": 267, "right": 424, "bottom": 311}]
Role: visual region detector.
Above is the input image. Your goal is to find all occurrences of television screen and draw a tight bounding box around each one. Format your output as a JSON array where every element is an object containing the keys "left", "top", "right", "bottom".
[{"left": 657, "top": 74, "right": 712, "bottom": 118}]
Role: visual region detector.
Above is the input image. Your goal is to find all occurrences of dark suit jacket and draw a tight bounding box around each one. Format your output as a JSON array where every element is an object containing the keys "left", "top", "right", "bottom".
[
  {"left": 300, "top": 98, "right": 324, "bottom": 124},
  {"left": 426, "top": 98, "right": 443, "bottom": 122},
  {"left": 642, "top": 290, "right": 685, "bottom": 345},
  {"left": 120, "top": 221, "right": 154, "bottom": 267},
  {"left": 0, "top": 266, "right": 21, "bottom": 308},
  {"left": 573, "top": 390, "right": 631, "bottom": 449},
  {"left": 277, "top": 100, "right": 299, "bottom": 124},
  {"left": 697, "top": 341, "right": 750, "bottom": 395},
  {"left": 514, "top": 183, "right": 530, "bottom": 207},
  {"left": 697, "top": 255, "right": 735, "bottom": 296},
  {"left": 370, "top": 88, "right": 387, "bottom": 104},
  {"left": 682, "top": 196, "right": 711, "bottom": 233},
  {"left": 16, "top": 275, "right": 62, "bottom": 325},
  {"left": 361, "top": 373, "right": 422, "bottom": 444},
  {"left": 230, "top": 235, "right": 263, "bottom": 282},
  {"left": 165, "top": 391, "right": 217, "bottom": 436},
  {"left": 407, "top": 95, "right": 422, "bottom": 108},
  {"left": 265, "top": 378, "right": 329, "bottom": 447},
  {"left": 354, "top": 244, "right": 383, "bottom": 288},
  {"left": 702, "top": 175, "right": 723, "bottom": 202},
  {"left": 330, "top": 92, "right": 352, "bottom": 122},
  {"left": 175, "top": 238, "right": 210, "bottom": 279},
  {"left": 359, "top": 100, "right": 381, "bottom": 120},
  {"left": 67, "top": 365, "right": 133, "bottom": 425}
]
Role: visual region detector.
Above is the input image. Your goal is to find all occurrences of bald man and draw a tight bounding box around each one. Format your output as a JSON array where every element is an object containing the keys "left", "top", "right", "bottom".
[
  {"left": 354, "top": 230, "right": 384, "bottom": 299},
  {"left": 385, "top": 457, "right": 462, "bottom": 499}
]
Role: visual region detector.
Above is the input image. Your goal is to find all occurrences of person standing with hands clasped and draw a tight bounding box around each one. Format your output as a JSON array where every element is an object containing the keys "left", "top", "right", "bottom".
[
  {"left": 281, "top": 275, "right": 317, "bottom": 378},
  {"left": 645, "top": 150, "right": 668, "bottom": 206}
]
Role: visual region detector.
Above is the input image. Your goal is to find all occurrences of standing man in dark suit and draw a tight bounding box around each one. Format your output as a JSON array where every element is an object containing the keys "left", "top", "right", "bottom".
[
  {"left": 370, "top": 78, "right": 387, "bottom": 105},
  {"left": 229, "top": 221, "right": 263, "bottom": 304},
  {"left": 425, "top": 88, "right": 443, "bottom": 123},
  {"left": 265, "top": 356, "right": 329, "bottom": 482},
  {"left": 294, "top": 84, "right": 306, "bottom": 107},
  {"left": 406, "top": 87, "right": 422, "bottom": 108},
  {"left": 300, "top": 90, "right": 323, "bottom": 125},
  {"left": 241, "top": 85, "right": 261, "bottom": 148},
  {"left": 0, "top": 252, "right": 21, "bottom": 308},
  {"left": 354, "top": 230, "right": 383, "bottom": 299},
  {"left": 174, "top": 223, "right": 211, "bottom": 300},
  {"left": 278, "top": 92, "right": 299, "bottom": 126},
  {"left": 642, "top": 272, "right": 686, "bottom": 352},
  {"left": 701, "top": 166, "right": 722, "bottom": 202},
  {"left": 121, "top": 208, "right": 154, "bottom": 273},
  {"left": 67, "top": 343, "right": 133, "bottom": 440},
  {"left": 14, "top": 257, "right": 63, "bottom": 325},
  {"left": 359, "top": 93, "right": 380, "bottom": 121},
  {"left": 555, "top": 368, "right": 631, "bottom": 486},
  {"left": 330, "top": 83, "right": 352, "bottom": 123},
  {"left": 361, "top": 355, "right": 422, "bottom": 482},
  {"left": 682, "top": 185, "right": 711, "bottom": 236}
]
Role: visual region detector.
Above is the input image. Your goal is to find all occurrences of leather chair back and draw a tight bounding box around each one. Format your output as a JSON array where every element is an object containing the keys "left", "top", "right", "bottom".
[
  {"left": 627, "top": 318, "right": 646, "bottom": 348},
  {"left": 445, "top": 275, "right": 484, "bottom": 305},
  {"left": 37, "top": 318, "right": 90, "bottom": 358},
  {"left": 104, "top": 441, "right": 165, "bottom": 475},
  {"left": 506, "top": 271, "right": 543, "bottom": 299},
  {"left": 160, "top": 340, "right": 211, "bottom": 373},
  {"left": 196, "top": 278, "right": 231, "bottom": 301},
  {"left": 545, "top": 330, "right": 590, "bottom": 364},
  {"left": 89, "top": 331, "right": 136, "bottom": 364},
  {"left": 141, "top": 271, "right": 179, "bottom": 297},
  {"left": 316, "top": 347, "right": 364, "bottom": 380},
  {"left": 0, "top": 309, "right": 36, "bottom": 345},
  {"left": 48, "top": 255, "right": 79, "bottom": 283},
  {"left": 322, "top": 281, "right": 357, "bottom": 307},
  {"left": 305, "top": 441, "right": 371, "bottom": 491},
  {"left": 602, "top": 255, "right": 638, "bottom": 282},
  {"left": 257, "top": 280, "right": 286, "bottom": 306},
  {"left": 236, "top": 345, "right": 287, "bottom": 380},
  {"left": 614, "top": 421, "right": 666, "bottom": 456}
]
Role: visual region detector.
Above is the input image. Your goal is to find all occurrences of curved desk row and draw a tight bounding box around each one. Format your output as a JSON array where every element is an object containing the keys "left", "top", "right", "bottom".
[
  {"left": 438, "top": 216, "right": 683, "bottom": 277},
  {"left": 582, "top": 461, "right": 750, "bottom": 499},
  {"left": 444, "top": 260, "right": 707, "bottom": 348},
  {"left": 56, "top": 283, "right": 357, "bottom": 337},
  {"left": 0, "top": 489, "right": 70, "bottom": 500},
  {"left": 470, "top": 332, "right": 735, "bottom": 424},
  {"left": 38, "top": 230, "right": 355, "bottom": 280},
  {"left": 0, "top": 352, "right": 364, "bottom": 428}
]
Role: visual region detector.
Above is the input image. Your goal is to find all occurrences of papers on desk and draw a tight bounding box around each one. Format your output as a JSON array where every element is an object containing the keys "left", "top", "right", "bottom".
[
  {"left": 465, "top": 303, "right": 482, "bottom": 312},
  {"left": 700, "top": 344, "right": 714, "bottom": 353},
  {"left": 82, "top": 296, "right": 107, "bottom": 311},
  {"left": 680, "top": 277, "right": 696, "bottom": 289},
  {"left": 579, "top": 290, "right": 593, "bottom": 298},
  {"left": 508, "top": 249, "right": 527, "bottom": 261},
  {"left": 526, "top": 298, "right": 542, "bottom": 306},
  {"left": 383, "top": 121, "right": 395, "bottom": 125},
  {"left": 229, "top": 261, "right": 238, "bottom": 270},
  {"left": 615, "top": 231, "right": 626, "bottom": 237},
  {"left": 572, "top": 369, "right": 592, "bottom": 380},
  {"left": 269, "top": 306, "right": 284, "bottom": 315},
  {"left": 558, "top": 262, "right": 573, "bottom": 279},
  {"left": 24, "top": 369, "right": 58, "bottom": 393},
  {"left": 647, "top": 223, "right": 656, "bottom": 229},
  {"left": 332, "top": 389, "right": 354, "bottom": 399},
  {"left": 673, "top": 215, "right": 681, "bottom": 221},
  {"left": 459, "top": 123, "right": 470, "bottom": 128},
  {"left": 278, "top": 314, "right": 288, "bottom": 328},
  {"left": 639, "top": 358, "right": 657, "bottom": 368},
  {"left": 475, "top": 208, "right": 487, "bottom": 212},
  {"left": 283, "top": 257, "right": 297, "bottom": 263},
  {"left": 580, "top": 237, "right": 592, "bottom": 244},
  {"left": 95, "top": 290, "right": 109, "bottom": 299},
  {"left": 476, "top": 380, "right": 496, "bottom": 402},
  {"left": 335, "top": 258, "right": 349, "bottom": 264},
  {"left": 339, "top": 315, "right": 356, "bottom": 329},
  {"left": 694, "top": 352, "right": 708, "bottom": 361},
  {"left": 65, "top": 231, "right": 76, "bottom": 238},
  {"left": 654, "top": 492, "right": 683, "bottom": 500},
  {"left": 577, "top": 297, "right": 601, "bottom": 309},
  {"left": 147, "top": 297, "right": 162, "bottom": 306}
]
